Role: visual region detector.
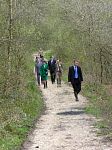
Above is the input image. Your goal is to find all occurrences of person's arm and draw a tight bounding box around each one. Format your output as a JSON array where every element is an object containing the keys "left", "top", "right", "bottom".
[
  {"left": 35, "top": 64, "right": 37, "bottom": 73},
  {"left": 48, "top": 61, "right": 50, "bottom": 70},
  {"left": 68, "top": 67, "right": 71, "bottom": 82},
  {"left": 46, "top": 63, "right": 49, "bottom": 70},
  {"left": 40, "top": 65, "right": 43, "bottom": 76},
  {"left": 61, "top": 63, "right": 63, "bottom": 72},
  {"left": 80, "top": 67, "right": 83, "bottom": 81}
]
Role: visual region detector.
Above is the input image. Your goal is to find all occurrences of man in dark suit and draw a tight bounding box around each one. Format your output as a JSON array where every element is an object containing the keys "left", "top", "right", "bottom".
[
  {"left": 48, "top": 56, "right": 56, "bottom": 84},
  {"left": 68, "top": 59, "right": 83, "bottom": 101}
]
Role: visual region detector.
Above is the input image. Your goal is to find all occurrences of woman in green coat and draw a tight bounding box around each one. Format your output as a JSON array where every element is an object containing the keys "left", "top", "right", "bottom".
[{"left": 40, "top": 60, "right": 48, "bottom": 88}]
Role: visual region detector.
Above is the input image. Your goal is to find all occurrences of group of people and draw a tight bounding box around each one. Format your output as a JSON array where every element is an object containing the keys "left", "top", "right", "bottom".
[
  {"left": 48, "top": 56, "right": 63, "bottom": 86},
  {"left": 35, "top": 52, "right": 83, "bottom": 101},
  {"left": 35, "top": 54, "right": 63, "bottom": 89}
]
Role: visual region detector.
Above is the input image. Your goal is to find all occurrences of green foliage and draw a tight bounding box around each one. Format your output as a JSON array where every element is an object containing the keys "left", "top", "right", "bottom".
[
  {"left": 83, "top": 83, "right": 112, "bottom": 138},
  {"left": 0, "top": 0, "right": 112, "bottom": 148},
  {"left": 0, "top": 57, "right": 44, "bottom": 150},
  {"left": 0, "top": 1, "right": 46, "bottom": 149},
  {"left": 44, "top": 50, "right": 53, "bottom": 60}
]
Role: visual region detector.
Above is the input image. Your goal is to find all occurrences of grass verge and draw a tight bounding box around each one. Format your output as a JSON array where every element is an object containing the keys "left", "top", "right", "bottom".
[
  {"left": 0, "top": 55, "right": 44, "bottom": 150},
  {"left": 82, "top": 83, "right": 112, "bottom": 140}
]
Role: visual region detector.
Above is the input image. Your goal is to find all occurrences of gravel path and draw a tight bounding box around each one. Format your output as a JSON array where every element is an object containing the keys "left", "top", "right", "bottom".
[{"left": 22, "top": 80, "right": 112, "bottom": 150}]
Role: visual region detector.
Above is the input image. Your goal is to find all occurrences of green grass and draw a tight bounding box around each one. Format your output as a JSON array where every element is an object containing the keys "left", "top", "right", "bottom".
[
  {"left": 44, "top": 50, "right": 53, "bottom": 60},
  {"left": 0, "top": 55, "right": 44, "bottom": 150},
  {"left": 83, "top": 83, "right": 112, "bottom": 139}
]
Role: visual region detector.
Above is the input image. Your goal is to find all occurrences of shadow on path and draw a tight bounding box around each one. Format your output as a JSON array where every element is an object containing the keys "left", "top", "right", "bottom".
[{"left": 57, "top": 107, "right": 85, "bottom": 116}]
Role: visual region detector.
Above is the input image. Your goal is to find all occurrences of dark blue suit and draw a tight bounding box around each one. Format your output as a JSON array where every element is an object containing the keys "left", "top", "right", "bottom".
[
  {"left": 48, "top": 59, "right": 56, "bottom": 83},
  {"left": 68, "top": 65, "right": 83, "bottom": 95}
]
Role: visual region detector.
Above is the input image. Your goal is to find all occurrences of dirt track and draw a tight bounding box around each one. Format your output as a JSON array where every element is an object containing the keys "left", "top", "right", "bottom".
[{"left": 22, "top": 80, "right": 112, "bottom": 150}]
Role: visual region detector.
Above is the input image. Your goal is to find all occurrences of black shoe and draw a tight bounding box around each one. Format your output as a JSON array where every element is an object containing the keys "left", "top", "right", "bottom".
[
  {"left": 76, "top": 98, "right": 79, "bottom": 101},
  {"left": 74, "top": 92, "right": 78, "bottom": 101}
]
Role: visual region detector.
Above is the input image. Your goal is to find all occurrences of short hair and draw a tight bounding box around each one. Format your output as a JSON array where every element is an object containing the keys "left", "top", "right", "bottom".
[
  {"left": 74, "top": 59, "right": 79, "bottom": 63},
  {"left": 73, "top": 58, "right": 79, "bottom": 62}
]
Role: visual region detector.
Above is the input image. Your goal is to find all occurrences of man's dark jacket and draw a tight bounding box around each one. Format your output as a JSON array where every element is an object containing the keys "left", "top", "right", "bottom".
[
  {"left": 68, "top": 66, "right": 83, "bottom": 83},
  {"left": 48, "top": 59, "right": 56, "bottom": 73}
]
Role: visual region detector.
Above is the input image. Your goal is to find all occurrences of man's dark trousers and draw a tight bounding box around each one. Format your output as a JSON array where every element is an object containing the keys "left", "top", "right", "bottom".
[
  {"left": 68, "top": 65, "right": 83, "bottom": 100},
  {"left": 72, "top": 78, "right": 81, "bottom": 94},
  {"left": 50, "top": 71, "right": 56, "bottom": 83},
  {"left": 48, "top": 59, "right": 56, "bottom": 84}
]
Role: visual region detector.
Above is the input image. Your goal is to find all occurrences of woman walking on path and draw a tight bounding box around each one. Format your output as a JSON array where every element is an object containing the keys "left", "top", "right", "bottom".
[
  {"left": 40, "top": 59, "right": 48, "bottom": 89},
  {"left": 56, "top": 59, "right": 63, "bottom": 87}
]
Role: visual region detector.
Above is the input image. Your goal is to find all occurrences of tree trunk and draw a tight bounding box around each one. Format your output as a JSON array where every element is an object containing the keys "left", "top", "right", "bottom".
[{"left": 8, "top": 0, "right": 13, "bottom": 74}]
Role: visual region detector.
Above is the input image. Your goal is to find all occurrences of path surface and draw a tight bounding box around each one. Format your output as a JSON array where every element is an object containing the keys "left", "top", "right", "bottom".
[{"left": 22, "top": 80, "right": 112, "bottom": 150}]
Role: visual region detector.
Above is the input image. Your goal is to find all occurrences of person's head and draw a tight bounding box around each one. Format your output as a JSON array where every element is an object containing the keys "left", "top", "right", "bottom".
[
  {"left": 57, "top": 59, "right": 59, "bottom": 64},
  {"left": 43, "top": 60, "right": 46, "bottom": 64},
  {"left": 74, "top": 59, "right": 79, "bottom": 66},
  {"left": 52, "top": 56, "right": 54, "bottom": 59},
  {"left": 50, "top": 56, "right": 53, "bottom": 60},
  {"left": 40, "top": 56, "right": 44, "bottom": 61},
  {"left": 35, "top": 56, "right": 39, "bottom": 62},
  {"left": 43, "top": 58, "right": 47, "bottom": 64},
  {"left": 40, "top": 54, "right": 43, "bottom": 58}
]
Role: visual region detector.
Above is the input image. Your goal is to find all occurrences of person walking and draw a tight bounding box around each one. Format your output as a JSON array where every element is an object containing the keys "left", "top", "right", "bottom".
[
  {"left": 40, "top": 59, "right": 48, "bottom": 89},
  {"left": 35, "top": 57, "right": 43, "bottom": 86},
  {"left": 56, "top": 59, "right": 63, "bottom": 87},
  {"left": 48, "top": 56, "right": 56, "bottom": 84},
  {"left": 68, "top": 59, "right": 83, "bottom": 101}
]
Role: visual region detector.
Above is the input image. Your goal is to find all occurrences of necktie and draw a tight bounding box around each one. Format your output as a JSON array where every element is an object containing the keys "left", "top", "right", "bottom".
[{"left": 74, "top": 66, "right": 78, "bottom": 78}]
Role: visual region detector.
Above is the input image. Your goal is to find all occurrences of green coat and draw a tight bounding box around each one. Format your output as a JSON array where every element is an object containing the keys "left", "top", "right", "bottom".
[{"left": 40, "top": 63, "right": 48, "bottom": 81}]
